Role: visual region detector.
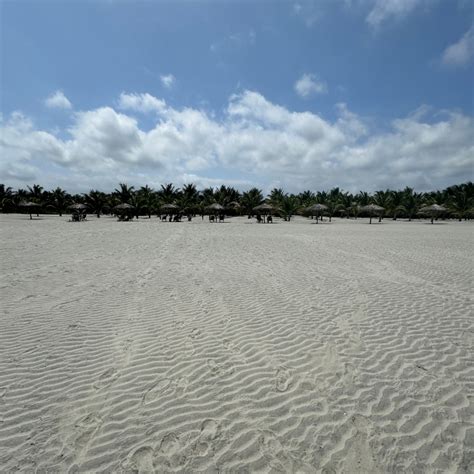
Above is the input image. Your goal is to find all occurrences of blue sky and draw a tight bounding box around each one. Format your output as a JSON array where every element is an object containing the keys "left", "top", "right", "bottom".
[{"left": 1, "top": 0, "right": 473, "bottom": 193}]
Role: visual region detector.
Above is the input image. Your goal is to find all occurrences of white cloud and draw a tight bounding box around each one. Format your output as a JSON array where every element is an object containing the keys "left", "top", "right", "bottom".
[
  {"left": 294, "top": 73, "right": 328, "bottom": 98},
  {"left": 118, "top": 92, "right": 167, "bottom": 114},
  {"left": 292, "top": 2, "right": 321, "bottom": 27},
  {"left": 44, "top": 90, "right": 72, "bottom": 110},
  {"left": 210, "top": 30, "right": 256, "bottom": 53},
  {"left": 160, "top": 74, "right": 175, "bottom": 89},
  {"left": 366, "top": 0, "right": 431, "bottom": 28},
  {"left": 442, "top": 27, "right": 474, "bottom": 67},
  {"left": 1, "top": 91, "right": 472, "bottom": 193}
]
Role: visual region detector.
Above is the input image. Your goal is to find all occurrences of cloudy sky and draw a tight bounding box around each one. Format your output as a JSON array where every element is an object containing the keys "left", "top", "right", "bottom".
[{"left": 1, "top": 0, "right": 473, "bottom": 194}]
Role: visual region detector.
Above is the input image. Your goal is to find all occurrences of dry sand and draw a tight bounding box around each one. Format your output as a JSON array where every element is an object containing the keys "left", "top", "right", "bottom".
[{"left": 0, "top": 214, "right": 473, "bottom": 473}]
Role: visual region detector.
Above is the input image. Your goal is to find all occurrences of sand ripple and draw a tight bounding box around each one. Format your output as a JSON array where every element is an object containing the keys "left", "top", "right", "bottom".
[{"left": 0, "top": 215, "right": 473, "bottom": 472}]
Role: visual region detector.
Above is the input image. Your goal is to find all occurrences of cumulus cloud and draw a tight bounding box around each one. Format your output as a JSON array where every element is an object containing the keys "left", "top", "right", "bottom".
[
  {"left": 1, "top": 91, "right": 472, "bottom": 193},
  {"left": 160, "top": 74, "right": 176, "bottom": 89},
  {"left": 118, "top": 92, "right": 167, "bottom": 114},
  {"left": 442, "top": 27, "right": 474, "bottom": 67},
  {"left": 44, "top": 90, "right": 72, "bottom": 109},
  {"left": 295, "top": 73, "right": 328, "bottom": 98}
]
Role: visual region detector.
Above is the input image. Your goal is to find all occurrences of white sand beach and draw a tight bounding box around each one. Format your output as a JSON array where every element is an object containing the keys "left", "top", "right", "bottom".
[{"left": 0, "top": 214, "right": 473, "bottom": 473}]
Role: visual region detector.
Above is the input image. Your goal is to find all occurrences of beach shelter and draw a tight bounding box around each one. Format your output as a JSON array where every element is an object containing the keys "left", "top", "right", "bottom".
[
  {"left": 206, "top": 203, "right": 226, "bottom": 222},
  {"left": 360, "top": 204, "right": 384, "bottom": 224},
  {"left": 68, "top": 203, "right": 88, "bottom": 221},
  {"left": 160, "top": 203, "right": 179, "bottom": 213},
  {"left": 253, "top": 203, "right": 274, "bottom": 223},
  {"left": 114, "top": 203, "right": 135, "bottom": 221},
  {"left": 19, "top": 201, "right": 40, "bottom": 220},
  {"left": 307, "top": 203, "right": 328, "bottom": 224},
  {"left": 419, "top": 204, "right": 447, "bottom": 224},
  {"left": 69, "top": 203, "right": 88, "bottom": 211}
]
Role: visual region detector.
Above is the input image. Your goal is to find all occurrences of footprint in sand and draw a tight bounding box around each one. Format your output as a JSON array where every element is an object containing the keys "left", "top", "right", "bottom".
[
  {"left": 93, "top": 368, "right": 119, "bottom": 390},
  {"left": 74, "top": 413, "right": 102, "bottom": 449},
  {"left": 222, "top": 338, "right": 233, "bottom": 350},
  {"left": 192, "top": 420, "right": 221, "bottom": 458},
  {"left": 121, "top": 338, "right": 133, "bottom": 364},
  {"left": 126, "top": 446, "right": 155, "bottom": 474},
  {"left": 200, "top": 419, "right": 221, "bottom": 441},
  {"left": 159, "top": 433, "right": 181, "bottom": 456},
  {"left": 207, "top": 359, "right": 220, "bottom": 376},
  {"left": 175, "top": 377, "right": 188, "bottom": 396},
  {"left": 275, "top": 368, "right": 292, "bottom": 392},
  {"left": 190, "top": 328, "right": 201, "bottom": 339},
  {"left": 155, "top": 432, "right": 186, "bottom": 469},
  {"left": 259, "top": 430, "right": 284, "bottom": 457},
  {"left": 142, "top": 379, "right": 172, "bottom": 405},
  {"left": 342, "top": 415, "right": 378, "bottom": 473}
]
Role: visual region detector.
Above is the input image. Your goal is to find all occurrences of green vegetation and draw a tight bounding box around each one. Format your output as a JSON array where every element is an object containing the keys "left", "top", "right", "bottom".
[{"left": 1, "top": 182, "right": 473, "bottom": 220}]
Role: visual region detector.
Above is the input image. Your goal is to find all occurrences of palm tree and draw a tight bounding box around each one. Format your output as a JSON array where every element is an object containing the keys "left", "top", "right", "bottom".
[
  {"left": 158, "top": 183, "right": 179, "bottom": 205},
  {"left": 27, "top": 184, "right": 44, "bottom": 204},
  {"left": 387, "top": 190, "right": 405, "bottom": 220},
  {"left": 268, "top": 188, "right": 285, "bottom": 209},
  {"left": 402, "top": 187, "right": 424, "bottom": 221},
  {"left": 48, "top": 187, "right": 70, "bottom": 216},
  {"left": 85, "top": 190, "right": 107, "bottom": 218},
  {"left": 137, "top": 185, "right": 155, "bottom": 218},
  {"left": 356, "top": 191, "right": 370, "bottom": 207},
  {"left": 214, "top": 185, "right": 240, "bottom": 208},
  {"left": 241, "top": 188, "right": 264, "bottom": 215},
  {"left": 448, "top": 186, "right": 473, "bottom": 221},
  {"left": 280, "top": 194, "right": 300, "bottom": 221},
  {"left": 114, "top": 183, "right": 135, "bottom": 203},
  {"left": 298, "top": 190, "right": 316, "bottom": 208},
  {"left": 0, "top": 184, "right": 14, "bottom": 211}
]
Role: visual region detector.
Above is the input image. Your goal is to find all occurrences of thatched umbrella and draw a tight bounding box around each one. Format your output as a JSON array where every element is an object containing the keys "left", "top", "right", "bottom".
[
  {"left": 160, "top": 203, "right": 179, "bottom": 213},
  {"left": 69, "top": 203, "right": 88, "bottom": 211},
  {"left": 307, "top": 203, "right": 328, "bottom": 224},
  {"left": 419, "top": 204, "right": 447, "bottom": 224},
  {"left": 68, "top": 203, "right": 88, "bottom": 221},
  {"left": 360, "top": 204, "right": 384, "bottom": 224},
  {"left": 206, "top": 203, "right": 225, "bottom": 222},
  {"left": 19, "top": 201, "right": 40, "bottom": 220},
  {"left": 253, "top": 203, "right": 274, "bottom": 223},
  {"left": 114, "top": 203, "right": 135, "bottom": 221}
]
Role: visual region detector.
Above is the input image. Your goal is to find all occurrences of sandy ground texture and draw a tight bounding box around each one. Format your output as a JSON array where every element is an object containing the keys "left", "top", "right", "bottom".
[{"left": 0, "top": 214, "right": 473, "bottom": 473}]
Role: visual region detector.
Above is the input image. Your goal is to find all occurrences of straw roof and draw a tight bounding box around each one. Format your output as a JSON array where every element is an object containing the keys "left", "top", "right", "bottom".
[
  {"left": 360, "top": 204, "right": 384, "bottom": 214},
  {"left": 307, "top": 203, "right": 328, "bottom": 212},
  {"left": 206, "top": 203, "right": 225, "bottom": 211},
  {"left": 69, "top": 203, "right": 88, "bottom": 210},
  {"left": 19, "top": 201, "right": 40, "bottom": 208},
  {"left": 419, "top": 204, "right": 447, "bottom": 213},
  {"left": 253, "top": 203, "right": 273, "bottom": 213},
  {"left": 114, "top": 203, "right": 135, "bottom": 210},
  {"left": 160, "top": 203, "right": 179, "bottom": 211}
]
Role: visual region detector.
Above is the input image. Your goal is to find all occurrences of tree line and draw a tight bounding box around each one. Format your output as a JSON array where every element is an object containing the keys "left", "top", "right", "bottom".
[{"left": 0, "top": 182, "right": 473, "bottom": 221}]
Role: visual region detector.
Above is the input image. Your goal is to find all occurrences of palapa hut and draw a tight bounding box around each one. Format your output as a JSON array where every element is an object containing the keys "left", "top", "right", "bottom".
[
  {"left": 253, "top": 203, "right": 274, "bottom": 223},
  {"left": 114, "top": 203, "right": 135, "bottom": 221},
  {"left": 206, "top": 203, "right": 225, "bottom": 222},
  {"left": 419, "top": 204, "right": 447, "bottom": 224},
  {"left": 360, "top": 204, "right": 384, "bottom": 224},
  {"left": 19, "top": 201, "right": 41, "bottom": 220},
  {"left": 68, "top": 203, "right": 88, "bottom": 221},
  {"left": 160, "top": 203, "right": 180, "bottom": 221},
  {"left": 307, "top": 203, "right": 328, "bottom": 224}
]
